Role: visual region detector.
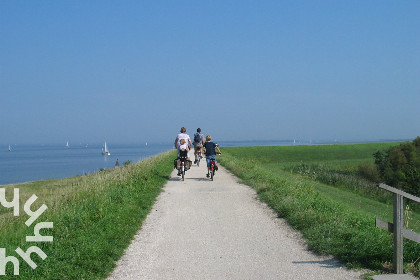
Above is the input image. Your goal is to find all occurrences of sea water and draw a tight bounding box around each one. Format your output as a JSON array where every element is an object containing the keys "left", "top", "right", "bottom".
[
  {"left": 0, "top": 139, "right": 399, "bottom": 185},
  {"left": 0, "top": 140, "right": 300, "bottom": 185},
  {"left": 0, "top": 143, "right": 172, "bottom": 185}
]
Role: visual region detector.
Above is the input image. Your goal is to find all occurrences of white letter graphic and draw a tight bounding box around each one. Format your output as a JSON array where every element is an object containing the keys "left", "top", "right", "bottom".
[
  {"left": 24, "top": 194, "right": 47, "bottom": 226},
  {"left": 26, "top": 222, "right": 54, "bottom": 242},
  {"left": 15, "top": 246, "right": 47, "bottom": 269},
  {"left": 0, "top": 188, "right": 19, "bottom": 216},
  {"left": 0, "top": 248, "right": 20, "bottom": 275}
]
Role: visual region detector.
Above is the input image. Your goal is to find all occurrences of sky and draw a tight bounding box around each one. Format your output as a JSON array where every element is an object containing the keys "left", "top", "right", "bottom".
[{"left": 1, "top": 1, "right": 419, "bottom": 145}]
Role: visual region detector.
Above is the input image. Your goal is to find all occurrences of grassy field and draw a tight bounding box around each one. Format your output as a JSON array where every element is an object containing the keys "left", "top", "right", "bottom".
[
  {"left": 218, "top": 143, "right": 420, "bottom": 277},
  {"left": 2, "top": 143, "right": 419, "bottom": 278},
  {"left": 0, "top": 150, "right": 176, "bottom": 279}
]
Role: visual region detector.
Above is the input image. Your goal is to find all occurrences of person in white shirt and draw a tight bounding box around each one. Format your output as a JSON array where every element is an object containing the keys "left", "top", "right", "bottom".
[
  {"left": 176, "top": 138, "right": 191, "bottom": 176},
  {"left": 177, "top": 139, "right": 190, "bottom": 160},
  {"left": 174, "top": 127, "right": 192, "bottom": 149}
]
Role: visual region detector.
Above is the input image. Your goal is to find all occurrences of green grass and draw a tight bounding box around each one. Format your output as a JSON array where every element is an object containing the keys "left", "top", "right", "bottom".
[
  {"left": 0, "top": 150, "right": 176, "bottom": 279},
  {"left": 3, "top": 143, "right": 419, "bottom": 277},
  {"left": 224, "top": 142, "right": 396, "bottom": 164},
  {"left": 218, "top": 143, "right": 420, "bottom": 276}
]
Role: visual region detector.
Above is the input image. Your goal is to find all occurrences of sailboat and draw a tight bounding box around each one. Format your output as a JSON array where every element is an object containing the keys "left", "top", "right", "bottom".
[
  {"left": 8, "top": 145, "right": 11, "bottom": 152},
  {"left": 102, "top": 141, "right": 111, "bottom": 156},
  {"left": 66, "top": 141, "right": 69, "bottom": 148}
]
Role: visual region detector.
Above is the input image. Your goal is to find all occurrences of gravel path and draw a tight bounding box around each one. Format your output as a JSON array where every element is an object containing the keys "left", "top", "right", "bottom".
[{"left": 107, "top": 151, "right": 365, "bottom": 280}]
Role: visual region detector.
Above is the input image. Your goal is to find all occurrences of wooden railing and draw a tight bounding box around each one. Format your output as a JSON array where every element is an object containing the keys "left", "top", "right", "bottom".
[{"left": 375, "top": 183, "right": 420, "bottom": 274}]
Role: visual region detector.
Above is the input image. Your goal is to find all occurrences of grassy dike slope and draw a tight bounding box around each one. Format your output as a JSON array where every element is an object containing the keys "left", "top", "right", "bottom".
[
  {"left": 218, "top": 144, "right": 420, "bottom": 275},
  {"left": 0, "top": 150, "right": 176, "bottom": 279}
]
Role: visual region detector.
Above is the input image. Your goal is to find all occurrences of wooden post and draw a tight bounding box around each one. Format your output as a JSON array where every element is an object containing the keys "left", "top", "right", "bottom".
[
  {"left": 393, "top": 193, "right": 404, "bottom": 274},
  {"left": 376, "top": 184, "right": 420, "bottom": 275}
]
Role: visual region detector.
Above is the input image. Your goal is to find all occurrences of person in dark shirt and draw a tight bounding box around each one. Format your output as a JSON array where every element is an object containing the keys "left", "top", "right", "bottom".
[
  {"left": 193, "top": 128, "right": 205, "bottom": 164},
  {"left": 203, "top": 135, "right": 221, "bottom": 178}
]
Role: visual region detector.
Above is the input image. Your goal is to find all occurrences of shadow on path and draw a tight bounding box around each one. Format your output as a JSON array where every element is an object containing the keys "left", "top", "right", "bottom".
[{"left": 292, "top": 258, "right": 345, "bottom": 268}]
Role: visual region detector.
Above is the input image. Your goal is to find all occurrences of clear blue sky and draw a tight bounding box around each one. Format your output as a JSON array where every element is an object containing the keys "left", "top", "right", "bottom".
[{"left": 1, "top": 1, "right": 419, "bottom": 145}]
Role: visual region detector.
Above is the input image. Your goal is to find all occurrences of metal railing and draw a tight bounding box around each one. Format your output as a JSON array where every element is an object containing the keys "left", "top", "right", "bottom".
[{"left": 375, "top": 183, "right": 420, "bottom": 274}]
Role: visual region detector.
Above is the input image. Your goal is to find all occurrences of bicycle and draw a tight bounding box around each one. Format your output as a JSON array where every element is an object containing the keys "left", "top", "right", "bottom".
[
  {"left": 209, "top": 158, "right": 216, "bottom": 181},
  {"left": 195, "top": 149, "right": 202, "bottom": 167},
  {"left": 176, "top": 150, "right": 191, "bottom": 181},
  {"left": 208, "top": 152, "right": 221, "bottom": 181}
]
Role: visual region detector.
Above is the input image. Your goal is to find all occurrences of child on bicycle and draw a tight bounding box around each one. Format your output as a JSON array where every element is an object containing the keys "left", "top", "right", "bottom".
[
  {"left": 178, "top": 138, "right": 190, "bottom": 160},
  {"left": 176, "top": 139, "right": 191, "bottom": 176},
  {"left": 203, "top": 135, "right": 221, "bottom": 178}
]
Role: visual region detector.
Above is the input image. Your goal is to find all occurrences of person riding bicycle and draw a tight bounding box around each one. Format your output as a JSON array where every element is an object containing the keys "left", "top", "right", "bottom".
[
  {"left": 174, "top": 127, "right": 192, "bottom": 174},
  {"left": 177, "top": 138, "right": 191, "bottom": 159},
  {"left": 176, "top": 139, "right": 191, "bottom": 176},
  {"left": 174, "top": 127, "right": 192, "bottom": 150},
  {"left": 203, "top": 135, "right": 221, "bottom": 178},
  {"left": 193, "top": 128, "right": 205, "bottom": 164}
]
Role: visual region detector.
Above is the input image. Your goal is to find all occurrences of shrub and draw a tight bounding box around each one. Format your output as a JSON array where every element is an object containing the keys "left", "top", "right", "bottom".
[{"left": 374, "top": 136, "right": 420, "bottom": 196}]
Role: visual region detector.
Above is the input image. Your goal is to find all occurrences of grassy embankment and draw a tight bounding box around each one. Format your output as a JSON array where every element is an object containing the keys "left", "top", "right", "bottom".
[
  {"left": 0, "top": 150, "right": 176, "bottom": 279},
  {"left": 218, "top": 143, "right": 420, "bottom": 277}
]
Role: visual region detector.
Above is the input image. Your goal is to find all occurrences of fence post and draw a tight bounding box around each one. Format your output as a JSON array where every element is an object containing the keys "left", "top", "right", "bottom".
[{"left": 393, "top": 193, "right": 404, "bottom": 274}]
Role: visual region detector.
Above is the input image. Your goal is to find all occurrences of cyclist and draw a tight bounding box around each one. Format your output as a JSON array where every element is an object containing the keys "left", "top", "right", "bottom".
[
  {"left": 174, "top": 127, "right": 192, "bottom": 172},
  {"left": 193, "top": 128, "right": 205, "bottom": 164},
  {"left": 203, "top": 135, "right": 221, "bottom": 178},
  {"left": 174, "top": 127, "right": 192, "bottom": 150},
  {"left": 176, "top": 138, "right": 191, "bottom": 176},
  {"left": 177, "top": 139, "right": 190, "bottom": 160}
]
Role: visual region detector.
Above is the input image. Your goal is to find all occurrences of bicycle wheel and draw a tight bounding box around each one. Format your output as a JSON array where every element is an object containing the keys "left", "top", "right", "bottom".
[{"left": 181, "top": 164, "right": 185, "bottom": 181}]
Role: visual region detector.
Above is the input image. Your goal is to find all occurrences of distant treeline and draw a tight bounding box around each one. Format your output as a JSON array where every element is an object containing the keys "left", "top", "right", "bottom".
[{"left": 373, "top": 136, "right": 420, "bottom": 197}]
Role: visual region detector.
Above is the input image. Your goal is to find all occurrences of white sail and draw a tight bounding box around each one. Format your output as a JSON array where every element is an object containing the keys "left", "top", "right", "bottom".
[
  {"left": 8, "top": 145, "right": 11, "bottom": 151},
  {"left": 102, "top": 141, "right": 110, "bottom": 156},
  {"left": 66, "top": 141, "right": 69, "bottom": 147}
]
